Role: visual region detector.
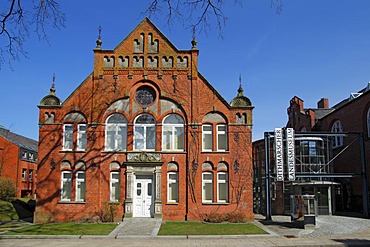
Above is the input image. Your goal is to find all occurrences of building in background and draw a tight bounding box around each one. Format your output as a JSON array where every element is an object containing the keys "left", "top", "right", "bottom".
[
  {"left": 36, "top": 18, "right": 254, "bottom": 223},
  {"left": 253, "top": 83, "right": 370, "bottom": 217},
  {"left": 0, "top": 126, "right": 38, "bottom": 198}
]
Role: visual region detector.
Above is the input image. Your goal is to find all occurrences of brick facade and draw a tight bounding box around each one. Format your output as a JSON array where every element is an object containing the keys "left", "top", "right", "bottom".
[
  {"left": 35, "top": 18, "right": 254, "bottom": 223},
  {"left": 286, "top": 88, "right": 370, "bottom": 215},
  {"left": 0, "top": 127, "right": 38, "bottom": 198}
]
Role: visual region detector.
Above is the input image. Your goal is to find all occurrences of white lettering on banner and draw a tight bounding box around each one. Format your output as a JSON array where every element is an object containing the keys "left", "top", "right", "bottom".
[
  {"left": 286, "top": 128, "right": 296, "bottom": 181},
  {"left": 274, "top": 128, "right": 284, "bottom": 181}
]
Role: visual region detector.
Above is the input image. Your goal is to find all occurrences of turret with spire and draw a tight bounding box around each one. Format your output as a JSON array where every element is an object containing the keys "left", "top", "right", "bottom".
[
  {"left": 230, "top": 75, "right": 252, "bottom": 107},
  {"left": 39, "top": 74, "right": 62, "bottom": 107}
]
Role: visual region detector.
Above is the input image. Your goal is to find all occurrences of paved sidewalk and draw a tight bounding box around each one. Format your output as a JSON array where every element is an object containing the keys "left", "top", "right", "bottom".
[
  {"left": 108, "top": 218, "right": 162, "bottom": 237},
  {"left": 2, "top": 215, "right": 370, "bottom": 246}
]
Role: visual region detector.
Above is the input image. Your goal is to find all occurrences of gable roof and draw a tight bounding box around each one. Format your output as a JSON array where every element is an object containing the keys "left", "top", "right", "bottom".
[{"left": 0, "top": 126, "right": 38, "bottom": 152}]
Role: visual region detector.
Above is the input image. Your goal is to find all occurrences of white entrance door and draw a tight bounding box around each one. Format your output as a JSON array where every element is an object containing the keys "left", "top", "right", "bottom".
[{"left": 134, "top": 176, "right": 153, "bottom": 217}]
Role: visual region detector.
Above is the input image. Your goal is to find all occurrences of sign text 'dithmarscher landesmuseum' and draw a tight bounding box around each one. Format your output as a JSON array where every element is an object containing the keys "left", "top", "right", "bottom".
[{"left": 274, "top": 128, "right": 296, "bottom": 181}]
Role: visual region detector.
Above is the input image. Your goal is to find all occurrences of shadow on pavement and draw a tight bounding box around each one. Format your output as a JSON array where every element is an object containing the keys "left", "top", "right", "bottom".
[{"left": 334, "top": 239, "right": 370, "bottom": 246}]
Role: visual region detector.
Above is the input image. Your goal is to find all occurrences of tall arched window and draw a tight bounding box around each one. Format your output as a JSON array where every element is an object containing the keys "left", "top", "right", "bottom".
[
  {"left": 167, "top": 163, "right": 178, "bottom": 203},
  {"left": 331, "top": 120, "right": 343, "bottom": 148},
  {"left": 105, "top": 114, "right": 127, "bottom": 151},
  {"left": 202, "top": 162, "right": 213, "bottom": 203},
  {"left": 134, "top": 114, "right": 156, "bottom": 150},
  {"left": 217, "top": 163, "right": 228, "bottom": 203},
  {"left": 162, "top": 114, "right": 184, "bottom": 151}
]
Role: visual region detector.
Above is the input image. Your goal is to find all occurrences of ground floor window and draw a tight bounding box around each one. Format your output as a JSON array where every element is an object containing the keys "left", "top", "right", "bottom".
[
  {"left": 61, "top": 171, "right": 72, "bottom": 201},
  {"left": 75, "top": 171, "right": 86, "bottom": 202},
  {"left": 110, "top": 171, "right": 120, "bottom": 202},
  {"left": 202, "top": 172, "right": 213, "bottom": 203}
]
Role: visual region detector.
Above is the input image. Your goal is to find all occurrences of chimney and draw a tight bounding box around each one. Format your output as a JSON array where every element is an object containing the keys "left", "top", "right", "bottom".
[{"left": 317, "top": 98, "right": 329, "bottom": 109}]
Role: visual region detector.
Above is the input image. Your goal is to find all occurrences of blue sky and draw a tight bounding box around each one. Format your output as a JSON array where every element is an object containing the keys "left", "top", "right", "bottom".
[{"left": 1, "top": 0, "right": 370, "bottom": 141}]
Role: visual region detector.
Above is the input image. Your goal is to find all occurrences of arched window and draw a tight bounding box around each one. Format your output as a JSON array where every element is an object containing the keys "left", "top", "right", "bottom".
[
  {"left": 162, "top": 114, "right": 184, "bottom": 151},
  {"left": 217, "top": 163, "right": 228, "bottom": 203},
  {"left": 134, "top": 114, "right": 156, "bottom": 150},
  {"left": 202, "top": 162, "right": 213, "bottom": 203},
  {"left": 110, "top": 162, "right": 121, "bottom": 202},
  {"left": 167, "top": 163, "right": 178, "bottom": 203},
  {"left": 367, "top": 108, "right": 370, "bottom": 138},
  {"left": 61, "top": 170, "right": 72, "bottom": 201},
  {"left": 75, "top": 161, "right": 86, "bottom": 202},
  {"left": 331, "top": 120, "right": 343, "bottom": 148},
  {"left": 62, "top": 112, "right": 87, "bottom": 151},
  {"left": 105, "top": 114, "right": 127, "bottom": 151}
]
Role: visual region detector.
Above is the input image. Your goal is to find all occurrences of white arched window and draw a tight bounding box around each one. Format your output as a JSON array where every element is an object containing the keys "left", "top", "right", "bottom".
[
  {"left": 167, "top": 163, "right": 178, "bottom": 203},
  {"left": 217, "top": 163, "right": 228, "bottom": 203},
  {"left": 162, "top": 114, "right": 184, "bottom": 151},
  {"left": 105, "top": 114, "right": 127, "bottom": 151},
  {"left": 331, "top": 120, "right": 343, "bottom": 148},
  {"left": 134, "top": 114, "right": 156, "bottom": 150}
]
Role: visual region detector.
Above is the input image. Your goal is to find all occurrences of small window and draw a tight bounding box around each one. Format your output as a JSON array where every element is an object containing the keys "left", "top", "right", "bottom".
[
  {"left": 61, "top": 171, "right": 72, "bottom": 201},
  {"left": 202, "top": 124, "right": 213, "bottom": 151},
  {"left": 217, "top": 124, "right": 228, "bottom": 151},
  {"left": 63, "top": 124, "right": 73, "bottom": 151},
  {"left": 217, "top": 172, "right": 228, "bottom": 203},
  {"left": 28, "top": 170, "right": 33, "bottom": 180},
  {"left": 77, "top": 124, "right": 87, "bottom": 151},
  {"left": 21, "top": 169, "right": 27, "bottom": 179},
  {"left": 75, "top": 171, "right": 86, "bottom": 202},
  {"left": 167, "top": 172, "right": 178, "bottom": 203},
  {"left": 331, "top": 120, "right": 343, "bottom": 148},
  {"left": 202, "top": 172, "right": 213, "bottom": 203},
  {"left": 110, "top": 171, "right": 120, "bottom": 202}
]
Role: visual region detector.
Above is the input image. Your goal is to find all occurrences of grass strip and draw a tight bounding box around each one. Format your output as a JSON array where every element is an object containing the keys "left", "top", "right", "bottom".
[
  {"left": 2, "top": 222, "right": 117, "bottom": 235},
  {"left": 158, "top": 221, "right": 268, "bottom": 235}
]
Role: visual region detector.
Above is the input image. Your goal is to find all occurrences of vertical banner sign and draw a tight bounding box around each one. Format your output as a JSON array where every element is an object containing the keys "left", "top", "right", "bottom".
[
  {"left": 274, "top": 128, "right": 284, "bottom": 181},
  {"left": 286, "top": 128, "right": 296, "bottom": 181}
]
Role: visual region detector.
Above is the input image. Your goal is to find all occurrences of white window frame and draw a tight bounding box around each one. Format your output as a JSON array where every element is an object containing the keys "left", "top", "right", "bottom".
[
  {"left": 75, "top": 171, "right": 86, "bottom": 202},
  {"left": 167, "top": 172, "right": 179, "bottom": 203},
  {"left": 216, "top": 124, "right": 228, "bottom": 151},
  {"left": 217, "top": 172, "right": 228, "bottom": 203},
  {"left": 28, "top": 170, "right": 33, "bottom": 180},
  {"left": 110, "top": 171, "right": 120, "bottom": 202},
  {"left": 63, "top": 124, "right": 73, "bottom": 151},
  {"left": 77, "top": 124, "right": 87, "bottom": 151},
  {"left": 202, "top": 124, "right": 213, "bottom": 152},
  {"left": 162, "top": 114, "right": 184, "bottom": 151},
  {"left": 61, "top": 171, "right": 72, "bottom": 201},
  {"left": 105, "top": 114, "right": 127, "bottom": 151},
  {"left": 202, "top": 172, "right": 213, "bottom": 203},
  {"left": 134, "top": 114, "right": 156, "bottom": 151},
  {"left": 21, "top": 168, "right": 27, "bottom": 179},
  {"left": 331, "top": 120, "right": 343, "bottom": 148}
]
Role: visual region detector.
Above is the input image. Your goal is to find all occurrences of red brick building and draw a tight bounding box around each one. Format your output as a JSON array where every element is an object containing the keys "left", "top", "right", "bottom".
[
  {"left": 253, "top": 84, "right": 370, "bottom": 217},
  {"left": 35, "top": 18, "right": 254, "bottom": 223},
  {"left": 0, "top": 126, "right": 38, "bottom": 197},
  {"left": 286, "top": 88, "right": 370, "bottom": 215}
]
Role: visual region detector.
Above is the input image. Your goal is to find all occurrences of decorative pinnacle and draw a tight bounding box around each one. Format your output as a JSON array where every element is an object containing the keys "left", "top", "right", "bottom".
[
  {"left": 238, "top": 74, "right": 244, "bottom": 96},
  {"left": 191, "top": 37, "right": 197, "bottom": 50},
  {"left": 50, "top": 73, "right": 56, "bottom": 95},
  {"left": 96, "top": 25, "right": 102, "bottom": 49}
]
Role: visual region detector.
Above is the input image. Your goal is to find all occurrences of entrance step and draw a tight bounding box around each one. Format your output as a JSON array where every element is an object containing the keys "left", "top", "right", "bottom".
[{"left": 109, "top": 218, "right": 162, "bottom": 237}]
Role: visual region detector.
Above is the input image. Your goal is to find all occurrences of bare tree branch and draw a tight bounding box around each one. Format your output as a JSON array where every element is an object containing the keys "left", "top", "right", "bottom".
[
  {"left": 144, "top": 0, "right": 283, "bottom": 37},
  {"left": 0, "top": 0, "right": 66, "bottom": 69}
]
